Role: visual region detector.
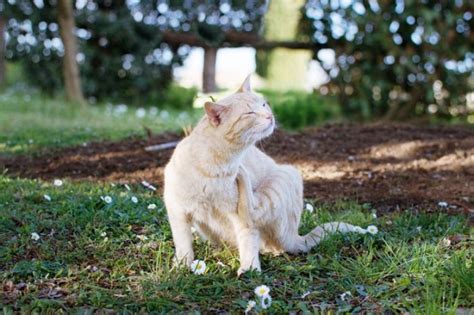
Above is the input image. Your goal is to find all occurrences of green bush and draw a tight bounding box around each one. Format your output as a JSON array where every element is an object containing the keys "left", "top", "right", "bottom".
[
  {"left": 159, "top": 85, "right": 198, "bottom": 110},
  {"left": 261, "top": 90, "right": 341, "bottom": 129}
]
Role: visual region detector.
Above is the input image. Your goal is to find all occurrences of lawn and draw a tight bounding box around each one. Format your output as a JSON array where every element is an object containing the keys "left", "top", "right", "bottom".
[
  {"left": 0, "top": 176, "right": 472, "bottom": 313},
  {"left": 0, "top": 94, "right": 473, "bottom": 313},
  {"left": 0, "top": 91, "right": 200, "bottom": 155}
]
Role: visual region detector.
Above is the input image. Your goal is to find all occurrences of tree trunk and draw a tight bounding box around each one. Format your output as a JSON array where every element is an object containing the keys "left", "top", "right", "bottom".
[
  {"left": 0, "top": 15, "right": 6, "bottom": 88},
  {"left": 202, "top": 46, "right": 217, "bottom": 93},
  {"left": 256, "top": 0, "right": 311, "bottom": 91},
  {"left": 57, "top": 0, "right": 85, "bottom": 104}
]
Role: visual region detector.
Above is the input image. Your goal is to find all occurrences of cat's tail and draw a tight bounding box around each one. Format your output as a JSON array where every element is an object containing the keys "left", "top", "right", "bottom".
[{"left": 287, "top": 222, "right": 362, "bottom": 253}]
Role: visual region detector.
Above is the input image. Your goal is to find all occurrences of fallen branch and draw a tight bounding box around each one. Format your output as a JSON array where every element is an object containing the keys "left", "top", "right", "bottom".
[{"left": 144, "top": 141, "right": 180, "bottom": 152}]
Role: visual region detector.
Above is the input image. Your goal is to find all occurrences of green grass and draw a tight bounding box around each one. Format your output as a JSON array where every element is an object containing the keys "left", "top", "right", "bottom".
[
  {"left": 0, "top": 176, "right": 472, "bottom": 313},
  {"left": 0, "top": 91, "right": 201, "bottom": 155}
]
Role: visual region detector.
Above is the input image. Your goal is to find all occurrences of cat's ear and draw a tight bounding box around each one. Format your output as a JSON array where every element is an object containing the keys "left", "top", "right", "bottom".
[
  {"left": 204, "top": 102, "right": 227, "bottom": 127},
  {"left": 237, "top": 74, "right": 252, "bottom": 93}
]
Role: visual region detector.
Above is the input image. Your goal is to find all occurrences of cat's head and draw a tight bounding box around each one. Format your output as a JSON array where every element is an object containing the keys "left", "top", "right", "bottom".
[{"left": 204, "top": 75, "right": 275, "bottom": 146}]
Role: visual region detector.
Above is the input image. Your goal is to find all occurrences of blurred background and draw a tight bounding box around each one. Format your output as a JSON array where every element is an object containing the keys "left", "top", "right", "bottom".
[{"left": 0, "top": 0, "right": 473, "bottom": 137}]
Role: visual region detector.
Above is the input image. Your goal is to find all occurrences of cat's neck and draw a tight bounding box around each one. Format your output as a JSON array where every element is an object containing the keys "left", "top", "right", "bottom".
[{"left": 191, "top": 122, "right": 250, "bottom": 178}]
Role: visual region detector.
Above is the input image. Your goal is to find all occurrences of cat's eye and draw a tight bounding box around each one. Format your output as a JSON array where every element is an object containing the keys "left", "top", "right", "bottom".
[{"left": 245, "top": 111, "right": 256, "bottom": 115}]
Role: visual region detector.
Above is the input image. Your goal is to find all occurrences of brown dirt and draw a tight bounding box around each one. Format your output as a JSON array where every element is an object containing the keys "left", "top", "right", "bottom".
[{"left": 1, "top": 123, "right": 473, "bottom": 213}]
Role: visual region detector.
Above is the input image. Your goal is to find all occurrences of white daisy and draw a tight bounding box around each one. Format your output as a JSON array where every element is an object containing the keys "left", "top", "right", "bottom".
[
  {"left": 305, "top": 203, "right": 314, "bottom": 213},
  {"left": 366, "top": 225, "right": 378, "bottom": 235},
  {"left": 254, "top": 285, "right": 270, "bottom": 297},
  {"left": 260, "top": 294, "right": 272, "bottom": 309},
  {"left": 340, "top": 291, "right": 352, "bottom": 301},
  {"left": 53, "top": 179, "right": 63, "bottom": 187},
  {"left": 190, "top": 259, "right": 206, "bottom": 275},
  {"left": 31, "top": 232, "right": 40, "bottom": 241},
  {"left": 147, "top": 203, "right": 157, "bottom": 210},
  {"left": 438, "top": 201, "right": 448, "bottom": 207},
  {"left": 245, "top": 300, "right": 256, "bottom": 313},
  {"left": 101, "top": 196, "right": 113, "bottom": 204},
  {"left": 441, "top": 237, "right": 451, "bottom": 247},
  {"left": 43, "top": 194, "right": 51, "bottom": 201},
  {"left": 131, "top": 196, "right": 138, "bottom": 203},
  {"left": 100, "top": 232, "right": 107, "bottom": 237}
]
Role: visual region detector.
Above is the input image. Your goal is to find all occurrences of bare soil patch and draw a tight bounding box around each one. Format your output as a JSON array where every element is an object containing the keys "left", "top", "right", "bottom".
[{"left": 2, "top": 123, "right": 473, "bottom": 213}]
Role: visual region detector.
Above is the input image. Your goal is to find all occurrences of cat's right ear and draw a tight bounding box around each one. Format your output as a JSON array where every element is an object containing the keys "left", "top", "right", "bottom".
[{"left": 205, "top": 102, "right": 227, "bottom": 127}]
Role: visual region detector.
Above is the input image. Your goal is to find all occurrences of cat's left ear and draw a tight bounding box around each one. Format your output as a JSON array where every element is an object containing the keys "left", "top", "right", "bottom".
[
  {"left": 204, "top": 102, "right": 227, "bottom": 127},
  {"left": 237, "top": 74, "right": 252, "bottom": 93}
]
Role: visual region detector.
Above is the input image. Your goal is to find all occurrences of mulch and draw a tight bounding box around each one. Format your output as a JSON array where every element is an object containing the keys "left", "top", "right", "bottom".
[{"left": 2, "top": 123, "right": 473, "bottom": 216}]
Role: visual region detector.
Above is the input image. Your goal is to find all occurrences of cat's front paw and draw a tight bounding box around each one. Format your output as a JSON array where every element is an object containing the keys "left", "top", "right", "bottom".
[{"left": 237, "top": 265, "right": 261, "bottom": 276}]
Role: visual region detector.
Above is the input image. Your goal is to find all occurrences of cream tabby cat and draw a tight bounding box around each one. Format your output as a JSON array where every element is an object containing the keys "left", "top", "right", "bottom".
[{"left": 164, "top": 76, "right": 361, "bottom": 274}]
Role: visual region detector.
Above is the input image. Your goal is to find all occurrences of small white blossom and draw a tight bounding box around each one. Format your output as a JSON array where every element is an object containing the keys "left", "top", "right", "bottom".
[
  {"left": 191, "top": 259, "right": 206, "bottom": 275},
  {"left": 438, "top": 201, "right": 448, "bottom": 207},
  {"left": 260, "top": 294, "right": 272, "bottom": 309},
  {"left": 441, "top": 237, "right": 451, "bottom": 247},
  {"left": 53, "top": 179, "right": 63, "bottom": 187},
  {"left": 366, "top": 225, "right": 378, "bottom": 235},
  {"left": 245, "top": 300, "right": 256, "bottom": 313},
  {"left": 354, "top": 226, "right": 367, "bottom": 234},
  {"left": 101, "top": 196, "right": 113, "bottom": 204},
  {"left": 147, "top": 203, "right": 157, "bottom": 210},
  {"left": 31, "top": 232, "right": 40, "bottom": 241},
  {"left": 100, "top": 232, "right": 107, "bottom": 237},
  {"left": 305, "top": 203, "right": 314, "bottom": 213},
  {"left": 43, "top": 194, "right": 51, "bottom": 201},
  {"left": 416, "top": 226, "right": 422, "bottom": 232},
  {"left": 136, "top": 235, "right": 148, "bottom": 241},
  {"left": 371, "top": 212, "right": 377, "bottom": 219},
  {"left": 254, "top": 285, "right": 270, "bottom": 297},
  {"left": 131, "top": 196, "right": 138, "bottom": 203},
  {"left": 340, "top": 291, "right": 352, "bottom": 301}
]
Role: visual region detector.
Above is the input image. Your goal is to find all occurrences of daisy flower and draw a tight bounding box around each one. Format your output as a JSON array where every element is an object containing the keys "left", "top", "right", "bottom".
[
  {"left": 191, "top": 259, "right": 206, "bottom": 275},
  {"left": 340, "top": 291, "right": 352, "bottom": 301},
  {"left": 43, "top": 194, "right": 51, "bottom": 201},
  {"left": 53, "top": 179, "right": 63, "bottom": 187},
  {"left": 100, "top": 232, "right": 107, "bottom": 237},
  {"left": 254, "top": 285, "right": 270, "bottom": 297},
  {"left": 305, "top": 203, "right": 314, "bottom": 213},
  {"left": 441, "top": 237, "right": 451, "bottom": 247},
  {"left": 131, "top": 196, "right": 138, "bottom": 203},
  {"left": 101, "top": 196, "right": 113, "bottom": 204},
  {"left": 147, "top": 203, "right": 157, "bottom": 210},
  {"left": 245, "top": 300, "right": 256, "bottom": 314},
  {"left": 31, "top": 232, "right": 40, "bottom": 241},
  {"left": 438, "top": 201, "right": 448, "bottom": 207},
  {"left": 366, "top": 225, "right": 378, "bottom": 235}
]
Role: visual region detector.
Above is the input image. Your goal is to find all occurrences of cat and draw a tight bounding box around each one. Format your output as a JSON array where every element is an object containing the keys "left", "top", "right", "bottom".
[{"left": 163, "top": 75, "right": 361, "bottom": 275}]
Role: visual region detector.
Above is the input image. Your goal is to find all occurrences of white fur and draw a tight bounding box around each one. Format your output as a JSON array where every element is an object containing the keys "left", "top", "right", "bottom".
[{"left": 164, "top": 76, "right": 361, "bottom": 274}]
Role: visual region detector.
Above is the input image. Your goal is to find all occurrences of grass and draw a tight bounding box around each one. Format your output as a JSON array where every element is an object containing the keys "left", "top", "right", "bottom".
[
  {"left": 0, "top": 176, "right": 472, "bottom": 313},
  {"left": 0, "top": 91, "right": 201, "bottom": 155}
]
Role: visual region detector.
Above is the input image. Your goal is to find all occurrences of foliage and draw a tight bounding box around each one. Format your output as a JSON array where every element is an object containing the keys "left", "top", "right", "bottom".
[
  {"left": 302, "top": 0, "right": 474, "bottom": 120},
  {"left": 2, "top": 0, "right": 266, "bottom": 104},
  {"left": 0, "top": 176, "right": 472, "bottom": 312},
  {"left": 261, "top": 89, "right": 341, "bottom": 129}
]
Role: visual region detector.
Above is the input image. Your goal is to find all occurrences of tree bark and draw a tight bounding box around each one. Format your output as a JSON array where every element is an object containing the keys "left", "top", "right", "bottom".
[
  {"left": 0, "top": 15, "right": 6, "bottom": 88},
  {"left": 57, "top": 0, "right": 85, "bottom": 104},
  {"left": 203, "top": 46, "right": 217, "bottom": 93}
]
